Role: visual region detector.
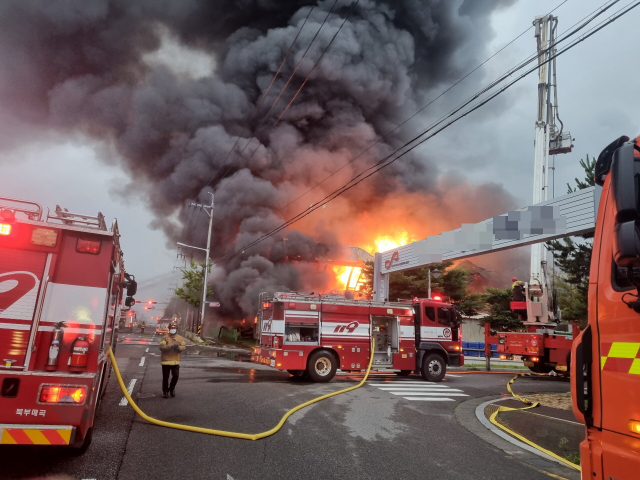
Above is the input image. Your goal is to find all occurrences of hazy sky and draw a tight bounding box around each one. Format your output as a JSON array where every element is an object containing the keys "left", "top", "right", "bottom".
[{"left": 1, "top": 0, "right": 637, "bottom": 284}]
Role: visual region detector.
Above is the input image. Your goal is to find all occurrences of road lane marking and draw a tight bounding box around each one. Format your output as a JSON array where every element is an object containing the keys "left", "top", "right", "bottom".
[
  {"left": 388, "top": 392, "right": 469, "bottom": 396},
  {"left": 139, "top": 357, "right": 145, "bottom": 367},
  {"left": 369, "top": 379, "right": 468, "bottom": 401},
  {"left": 446, "top": 374, "right": 462, "bottom": 377},
  {"left": 377, "top": 387, "right": 464, "bottom": 392},
  {"left": 145, "top": 347, "right": 149, "bottom": 353},
  {"left": 403, "top": 397, "right": 455, "bottom": 401},
  {"left": 369, "top": 381, "right": 437, "bottom": 385},
  {"left": 119, "top": 378, "right": 137, "bottom": 406}
]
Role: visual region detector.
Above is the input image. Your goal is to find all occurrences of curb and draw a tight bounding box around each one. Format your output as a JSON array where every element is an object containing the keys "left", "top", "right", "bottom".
[{"left": 454, "top": 396, "right": 581, "bottom": 480}]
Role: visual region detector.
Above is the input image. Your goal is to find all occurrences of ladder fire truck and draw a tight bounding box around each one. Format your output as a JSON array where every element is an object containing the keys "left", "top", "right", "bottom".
[
  {"left": 254, "top": 292, "right": 463, "bottom": 382},
  {"left": 0, "top": 197, "right": 136, "bottom": 452},
  {"left": 571, "top": 135, "right": 640, "bottom": 478},
  {"left": 486, "top": 14, "right": 577, "bottom": 374}
]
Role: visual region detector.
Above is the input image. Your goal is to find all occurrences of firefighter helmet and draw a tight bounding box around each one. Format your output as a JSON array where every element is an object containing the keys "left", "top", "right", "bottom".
[
  {"left": 511, "top": 277, "right": 518, "bottom": 282},
  {"left": 169, "top": 320, "right": 178, "bottom": 329}
]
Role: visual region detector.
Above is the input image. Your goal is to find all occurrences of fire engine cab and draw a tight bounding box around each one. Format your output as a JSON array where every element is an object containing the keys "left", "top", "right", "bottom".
[
  {"left": 254, "top": 292, "right": 463, "bottom": 382},
  {"left": 0, "top": 197, "right": 136, "bottom": 452}
]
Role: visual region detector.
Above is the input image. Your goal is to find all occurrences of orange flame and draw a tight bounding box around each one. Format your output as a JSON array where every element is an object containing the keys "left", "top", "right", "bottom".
[
  {"left": 371, "top": 231, "right": 412, "bottom": 253},
  {"left": 332, "top": 265, "right": 363, "bottom": 291}
]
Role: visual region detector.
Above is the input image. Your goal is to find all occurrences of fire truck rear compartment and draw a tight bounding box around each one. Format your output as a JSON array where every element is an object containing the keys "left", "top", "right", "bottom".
[{"left": 371, "top": 316, "right": 398, "bottom": 366}]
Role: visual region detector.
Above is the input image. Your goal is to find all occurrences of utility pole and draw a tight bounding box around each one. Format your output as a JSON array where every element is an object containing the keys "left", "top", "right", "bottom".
[{"left": 177, "top": 192, "right": 214, "bottom": 337}]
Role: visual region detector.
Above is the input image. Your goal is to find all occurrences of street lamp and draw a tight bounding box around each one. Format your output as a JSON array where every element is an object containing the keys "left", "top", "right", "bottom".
[{"left": 428, "top": 268, "right": 440, "bottom": 299}]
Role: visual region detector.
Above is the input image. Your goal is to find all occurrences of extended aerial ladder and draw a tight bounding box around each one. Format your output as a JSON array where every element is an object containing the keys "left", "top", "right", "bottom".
[
  {"left": 372, "top": 14, "right": 585, "bottom": 373},
  {"left": 525, "top": 14, "right": 573, "bottom": 326}
]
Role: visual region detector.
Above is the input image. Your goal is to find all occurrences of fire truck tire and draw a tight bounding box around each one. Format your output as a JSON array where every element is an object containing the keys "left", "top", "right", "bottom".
[
  {"left": 421, "top": 353, "right": 446, "bottom": 382},
  {"left": 396, "top": 370, "right": 412, "bottom": 376},
  {"left": 70, "top": 427, "right": 93, "bottom": 455},
  {"left": 528, "top": 363, "right": 553, "bottom": 374},
  {"left": 307, "top": 350, "right": 338, "bottom": 382}
]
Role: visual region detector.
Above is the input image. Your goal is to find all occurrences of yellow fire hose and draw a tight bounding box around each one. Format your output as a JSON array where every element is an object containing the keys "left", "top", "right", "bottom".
[
  {"left": 487, "top": 373, "right": 580, "bottom": 471},
  {"left": 108, "top": 338, "right": 375, "bottom": 440}
]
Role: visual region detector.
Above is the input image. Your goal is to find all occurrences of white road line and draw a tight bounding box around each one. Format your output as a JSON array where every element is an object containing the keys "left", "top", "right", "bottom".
[
  {"left": 139, "top": 357, "right": 145, "bottom": 367},
  {"left": 369, "top": 382, "right": 437, "bottom": 386},
  {"left": 388, "top": 392, "right": 469, "bottom": 396},
  {"left": 377, "top": 387, "right": 464, "bottom": 392},
  {"left": 119, "top": 378, "right": 137, "bottom": 406},
  {"left": 145, "top": 347, "right": 149, "bottom": 353},
  {"left": 403, "top": 397, "right": 455, "bottom": 401},
  {"left": 446, "top": 374, "right": 462, "bottom": 377}
]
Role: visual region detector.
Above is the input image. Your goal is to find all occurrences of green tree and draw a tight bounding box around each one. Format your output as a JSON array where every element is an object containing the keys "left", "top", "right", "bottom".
[
  {"left": 480, "top": 287, "right": 522, "bottom": 331},
  {"left": 360, "top": 260, "right": 481, "bottom": 314},
  {"left": 554, "top": 277, "right": 587, "bottom": 327},
  {"left": 546, "top": 154, "right": 595, "bottom": 321},
  {"left": 174, "top": 261, "right": 213, "bottom": 310}
]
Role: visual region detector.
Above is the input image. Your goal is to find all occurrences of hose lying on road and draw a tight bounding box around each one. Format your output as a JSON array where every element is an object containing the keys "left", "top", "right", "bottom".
[
  {"left": 487, "top": 374, "right": 580, "bottom": 471},
  {"left": 107, "top": 338, "right": 375, "bottom": 440}
]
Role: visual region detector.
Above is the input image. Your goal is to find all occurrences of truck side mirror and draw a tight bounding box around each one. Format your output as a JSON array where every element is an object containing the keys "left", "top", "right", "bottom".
[
  {"left": 127, "top": 281, "right": 137, "bottom": 297},
  {"left": 610, "top": 138, "right": 640, "bottom": 297},
  {"left": 610, "top": 142, "right": 640, "bottom": 224},
  {"left": 125, "top": 296, "right": 135, "bottom": 307}
]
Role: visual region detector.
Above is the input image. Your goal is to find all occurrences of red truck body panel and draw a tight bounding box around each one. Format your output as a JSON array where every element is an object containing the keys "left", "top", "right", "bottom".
[
  {"left": 255, "top": 292, "right": 463, "bottom": 380},
  {"left": 0, "top": 200, "right": 125, "bottom": 448}
]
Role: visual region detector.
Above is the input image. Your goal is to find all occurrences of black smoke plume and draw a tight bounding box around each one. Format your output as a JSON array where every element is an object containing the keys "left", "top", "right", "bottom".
[{"left": 0, "top": 0, "right": 517, "bottom": 319}]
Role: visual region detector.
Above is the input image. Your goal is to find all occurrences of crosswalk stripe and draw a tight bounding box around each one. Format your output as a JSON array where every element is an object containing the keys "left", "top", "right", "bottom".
[
  {"left": 403, "top": 397, "right": 455, "bottom": 401},
  {"left": 368, "top": 377, "right": 468, "bottom": 402},
  {"left": 369, "top": 382, "right": 437, "bottom": 385},
  {"left": 388, "top": 392, "right": 469, "bottom": 396},
  {"left": 377, "top": 387, "right": 463, "bottom": 392},
  {"left": 445, "top": 374, "right": 462, "bottom": 377}
]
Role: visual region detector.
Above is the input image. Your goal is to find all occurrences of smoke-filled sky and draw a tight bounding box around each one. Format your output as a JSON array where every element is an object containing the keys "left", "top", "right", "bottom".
[{"left": 1, "top": 0, "right": 638, "bottom": 318}]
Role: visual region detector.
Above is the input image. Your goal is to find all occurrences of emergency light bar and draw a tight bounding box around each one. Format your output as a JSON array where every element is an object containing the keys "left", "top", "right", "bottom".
[{"left": 0, "top": 223, "right": 11, "bottom": 235}]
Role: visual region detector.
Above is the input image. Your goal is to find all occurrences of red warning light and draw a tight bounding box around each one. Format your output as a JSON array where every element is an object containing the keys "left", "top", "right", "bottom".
[{"left": 432, "top": 295, "right": 443, "bottom": 301}]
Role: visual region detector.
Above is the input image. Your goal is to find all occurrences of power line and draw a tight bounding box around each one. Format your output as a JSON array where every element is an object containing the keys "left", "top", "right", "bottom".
[
  {"left": 213, "top": 0, "right": 359, "bottom": 198},
  {"left": 211, "top": 0, "right": 638, "bottom": 264},
  {"left": 200, "top": 5, "right": 319, "bottom": 193},
  {"left": 246, "top": 0, "right": 574, "bottom": 232},
  {"left": 274, "top": 0, "right": 360, "bottom": 126},
  {"left": 212, "top": 1, "right": 344, "bottom": 197}
]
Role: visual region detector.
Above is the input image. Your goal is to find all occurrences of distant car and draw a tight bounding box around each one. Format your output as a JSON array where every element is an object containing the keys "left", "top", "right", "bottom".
[{"left": 156, "top": 323, "right": 169, "bottom": 335}]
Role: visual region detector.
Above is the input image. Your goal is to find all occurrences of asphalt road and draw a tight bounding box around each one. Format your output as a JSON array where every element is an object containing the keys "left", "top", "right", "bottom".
[{"left": 1, "top": 332, "right": 578, "bottom": 480}]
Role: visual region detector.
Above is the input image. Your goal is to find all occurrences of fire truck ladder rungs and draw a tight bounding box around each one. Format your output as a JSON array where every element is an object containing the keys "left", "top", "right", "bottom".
[
  {"left": 108, "top": 338, "right": 375, "bottom": 441},
  {"left": 47, "top": 205, "right": 107, "bottom": 230}
]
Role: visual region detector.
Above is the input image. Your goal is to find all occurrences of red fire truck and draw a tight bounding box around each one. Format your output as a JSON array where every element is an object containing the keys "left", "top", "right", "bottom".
[
  {"left": 254, "top": 292, "right": 463, "bottom": 382},
  {"left": 571, "top": 135, "right": 640, "bottom": 478},
  {"left": 0, "top": 197, "right": 136, "bottom": 452},
  {"left": 488, "top": 324, "right": 577, "bottom": 374}
]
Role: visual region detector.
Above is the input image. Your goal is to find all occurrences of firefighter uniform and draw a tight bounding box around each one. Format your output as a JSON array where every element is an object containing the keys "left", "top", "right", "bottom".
[{"left": 159, "top": 325, "right": 186, "bottom": 398}]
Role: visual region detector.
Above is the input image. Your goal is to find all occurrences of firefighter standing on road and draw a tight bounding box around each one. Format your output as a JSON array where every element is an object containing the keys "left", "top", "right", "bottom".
[{"left": 159, "top": 320, "right": 186, "bottom": 398}]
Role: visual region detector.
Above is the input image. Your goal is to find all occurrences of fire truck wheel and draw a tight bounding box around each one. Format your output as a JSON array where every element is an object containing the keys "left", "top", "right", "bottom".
[
  {"left": 395, "top": 370, "right": 412, "bottom": 376},
  {"left": 70, "top": 427, "right": 93, "bottom": 455},
  {"left": 421, "top": 353, "right": 445, "bottom": 382},
  {"left": 307, "top": 350, "right": 337, "bottom": 383}
]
